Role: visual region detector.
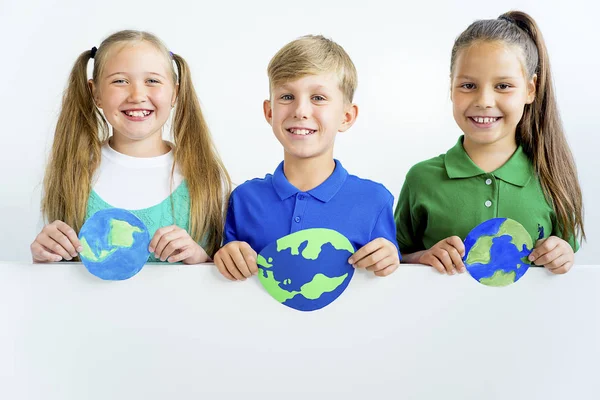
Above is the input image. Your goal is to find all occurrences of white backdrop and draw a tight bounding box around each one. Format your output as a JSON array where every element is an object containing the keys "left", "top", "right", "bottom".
[{"left": 0, "top": 0, "right": 597, "bottom": 262}]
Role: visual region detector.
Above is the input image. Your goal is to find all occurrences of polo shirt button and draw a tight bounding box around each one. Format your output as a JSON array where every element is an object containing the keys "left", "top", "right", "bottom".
[
  {"left": 485, "top": 200, "right": 492, "bottom": 207},
  {"left": 298, "top": 194, "right": 305, "bottom": 200},
  {"left": 485, "top": 178, "right": 492, "bottom": 185},
  {"left": 294, "top": 216, "right": 301, "bottom": 223}
]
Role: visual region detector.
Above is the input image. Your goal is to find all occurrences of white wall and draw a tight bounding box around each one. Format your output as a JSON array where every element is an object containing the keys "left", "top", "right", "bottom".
[
  {"left": 1, "top": 0, "right": 597, "bottom": 262},
  {"left": 1, "top": 262, "right": 599, "bottom": 399}
]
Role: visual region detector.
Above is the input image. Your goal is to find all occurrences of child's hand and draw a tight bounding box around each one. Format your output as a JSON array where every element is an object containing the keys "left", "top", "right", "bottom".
[
  {"left": 419, "top": 236, "right": 465, "bottom": 275},
  {"left": 149, "top": 225, "right": 209, "bottom": 264},
  {"left": 348, "top": 238, "right": 400, "bottom": 277},
  {"left": 213, "top": 241, "right": 258, "bottom": 281},
  {"left": 528, "top": 236, "right": 574, "bottom": 274},
  {"left": 30, "top": 220, "right": 82, "bottom": 263}
]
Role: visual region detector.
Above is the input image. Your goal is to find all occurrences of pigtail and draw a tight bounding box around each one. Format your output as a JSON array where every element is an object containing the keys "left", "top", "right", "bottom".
[
  {"left": 41, "top": 49, "right": 107, "bottom": 233},
  {"left": 172, "top": 53, "right": 232, "bottom": 257},
  {"left": 504, "top": 11, "right": 585, "bottom": 241}
]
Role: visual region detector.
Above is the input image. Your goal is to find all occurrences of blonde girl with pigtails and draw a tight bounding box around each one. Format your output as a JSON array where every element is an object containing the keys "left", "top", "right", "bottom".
[{"left": 31, "top": 30, "right": 231, "bottom": 264}]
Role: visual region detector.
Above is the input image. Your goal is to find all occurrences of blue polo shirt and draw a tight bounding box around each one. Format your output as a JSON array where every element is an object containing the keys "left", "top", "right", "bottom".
[{"left": 224, "top": 160, "right": 400, "bottom": 257}]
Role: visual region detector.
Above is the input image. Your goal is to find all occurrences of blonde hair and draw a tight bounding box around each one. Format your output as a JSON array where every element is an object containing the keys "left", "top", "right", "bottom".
[
  {"left": 42, "top": 30, "right": 231, "bottom": 257},
  {"left": 267, "top": 35, "right": 358, "bottom": 103},
  {"left": 450, "top": 11, "right": 585, "bottom": 242}
]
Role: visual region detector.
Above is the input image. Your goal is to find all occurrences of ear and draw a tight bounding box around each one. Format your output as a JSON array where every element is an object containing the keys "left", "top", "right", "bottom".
[
  {"left": 171, "top": 83, "right": 179, "bottom": 107},
  {"left": 338, "top": 103, "right": 358, "bottom": 133},
  {"left": 88, "top": 79, "right": 101, "bottom": 108},
  {"left": 526, "top": 74, "right": 537, "bottom": 104},
  {"left": 263, "top": 99, "right": 273, "bottom": 126}
]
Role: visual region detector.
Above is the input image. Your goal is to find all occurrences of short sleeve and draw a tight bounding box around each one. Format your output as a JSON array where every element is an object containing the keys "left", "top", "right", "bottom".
[
  {"left": 371, "top": 194, "right": 402, "bottom": 261},
  {"left": 394, "top": 177, "right": 419, "bottom": 254},
  {"left": 223, "top": 193, "right": 237, "bottom": 245}
]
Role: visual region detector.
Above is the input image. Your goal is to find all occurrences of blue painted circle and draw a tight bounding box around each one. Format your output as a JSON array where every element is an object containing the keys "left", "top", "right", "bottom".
[{"left": 78, "top": 208, "right": 150, "bottom": 280}]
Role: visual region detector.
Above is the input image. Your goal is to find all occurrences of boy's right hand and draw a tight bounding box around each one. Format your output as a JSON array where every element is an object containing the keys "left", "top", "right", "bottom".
[
  {"left": 213, "top": 241, "right": 258, "bottom": 281},
  {"left": 419, "top": 236, "right": 466, "bottom": 275},
  {"left": 30, "top": 220, "right": 82, "bottom": 263}
]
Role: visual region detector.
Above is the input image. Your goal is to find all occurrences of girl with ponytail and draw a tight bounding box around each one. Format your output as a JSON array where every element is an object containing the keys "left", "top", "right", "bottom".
[
  {"left": 394, "top": 11, "right": 585, "bottom": 275},
  {"left": 30, "top": 30, "right": 231, "bottom": 264}
]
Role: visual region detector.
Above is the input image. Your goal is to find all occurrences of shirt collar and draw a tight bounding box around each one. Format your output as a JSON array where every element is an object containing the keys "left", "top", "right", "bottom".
[
  {"left": 445, "top": 136, "right": 533, "bottom": 187},
  {"left": 272, "top": 159, "right": 348, "bottom": 202}
]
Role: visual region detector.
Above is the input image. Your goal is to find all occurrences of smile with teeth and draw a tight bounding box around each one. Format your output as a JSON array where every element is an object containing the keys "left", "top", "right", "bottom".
[
  {"left": 287, "top": 128, "right": 316, "bottom": 136},
  {"left": 123, "top": 110, "right": 153, "bottom": 117},
  {"left": 470, "top": 116, "right": 501, "bottom": 124}
]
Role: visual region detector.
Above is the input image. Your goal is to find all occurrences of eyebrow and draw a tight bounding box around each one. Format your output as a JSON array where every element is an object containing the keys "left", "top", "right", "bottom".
[
  {"left": 456, "top": 75, "right": 521, "bottom": 81},
  {"left": 105, "top": 72, "right": 167, "bottom": 79},
  {"left": 278, "top": 83, "right": 329, "bottom": 91}
]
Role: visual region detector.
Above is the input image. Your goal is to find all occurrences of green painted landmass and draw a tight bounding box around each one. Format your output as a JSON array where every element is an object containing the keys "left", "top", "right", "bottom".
[
  {"left": 80, "top": 237, "right": 118, "bottom": 262},
  {"left": 479, "top": 270, "right": 516, "bottom": 287},
  {"left": 466, "top": 236, "right": 494, "bottom": 264},
  {"left": 301, "top": 273, "right": 348, "bottom": 300},
  {"left": 498, "top": 219, "right": 533, "bottom": 250},
  {"left": 466, "top": 220, "right": 534, "bottom": 265},
  {"left": 276, "top": 228, "right": 354, "bottom": 260},
  {"left": 257, "top": 254, "right": 273, "bottom": 269},
  {"left": 80, "top": 219, "right": 142, "bottom": 262},
  {"left": 109, "top": 219, "right": 142, "bottom": 248},
  {"left": 258, "top": 271, "right": 348, "bottom": 303}
]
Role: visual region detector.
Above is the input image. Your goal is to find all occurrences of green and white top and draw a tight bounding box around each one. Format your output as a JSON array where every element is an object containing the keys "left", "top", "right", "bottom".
[{"left": 85, "top": 142, "right": 191, "bottom": 262}]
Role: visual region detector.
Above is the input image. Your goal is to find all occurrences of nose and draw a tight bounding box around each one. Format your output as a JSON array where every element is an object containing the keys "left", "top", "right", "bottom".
[
  {"left": 475, "top": 87, "right": 495, "bottom": 109},
  {"left": 293, "top": 97, "right": 310, "bottom": 119},
  {"left": 127, "top": 82, "right": 147, "bottom": 104}
]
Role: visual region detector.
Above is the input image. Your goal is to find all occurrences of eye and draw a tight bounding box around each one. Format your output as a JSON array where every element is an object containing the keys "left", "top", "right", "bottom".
[
  {"left": 112, "top": 79, "right": 128, "bottom": 84},
  {"left": 496, "top": 83, "right": 512, "bottom": 90},
  {"left": 280, "top": 94, "right": 294, "bottom": 101},
  {"left": 312, "top": 95, "right": 326, "bottom": 101},
  {"left": 460, "top": 83, "right": 476, "bottom": 90},
  {"left": 147, "top": 78, "right": 161, "bottom": 84}
]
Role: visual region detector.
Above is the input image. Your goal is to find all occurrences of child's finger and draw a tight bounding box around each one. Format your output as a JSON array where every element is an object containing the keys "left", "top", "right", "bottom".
[
  {"left": 168, "top": 248, "right": 192, "bottom": 263},
  {"left": 348, "top": 239, "right": 381, "bottom": 265},
  {"left": 353, "top": 247, "right": 387, "bottom": 269},
  {"left": 445, "top": 245, "right": 465, "bottom": 272},
  {"left": 422, "top": 253, "right": 446, "bottom": 274},
  {"left": 374, "top": 263, "right": 399, "bottom": 277},
  {"left": 547, "top": 261, "right": 573, "bottom": 275},
  {"left": 214, "top": 252, "right": 236, "bottom": 281},
  {"left": 365, "top": 255, "right": 397, "bottom": 272},
  {"left": 239, "top": 245, "right": 258, "bottom": 275},
  {"left": 39, "top": 233, "right": 72, "bottom": 261},
  {"left": 532, "top": 245, "right": 561, "bottom": 267},
  {"left": 54, "top": 221, "right": 82, "bottom": 255},
  {"left": 230, "top": 248, "right": 253, "bottom": 279},
  {"left": 31, "top": 242, "right": 62, "bottom": 262},
  {"left": 158, "top": 238, "right": 187, "bottom": 261},
  {"left": 148, "top": 225, "right": 177, "bottom": 253},
  {"left": 221, "top": 251, "right": 246, "bottom": 281},
  {"left": 528, "top": 237, "right": 556, "bottom": 262},
  {"left": 545, "top": 254, "right": 570, "bottom": 271},
  {"left": 435, "top": 248, "right": 457, "bottom": 275},
  {"left": 153, "top": 229, "right": 182, "bottom": 259},
  {"left": 445, "top": 236, "right": 465, "bottom": 257}
]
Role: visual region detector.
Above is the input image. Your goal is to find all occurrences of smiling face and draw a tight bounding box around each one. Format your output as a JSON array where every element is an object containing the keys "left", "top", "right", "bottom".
[
  {"left": 90, "top": 41, "right": 177, "bottom": 146},
  {"left": 451, "top": 41, "right": 536, "bottom": 150},
  {"left": 264, "top": 73, "right": 357, "bottom": 164}
]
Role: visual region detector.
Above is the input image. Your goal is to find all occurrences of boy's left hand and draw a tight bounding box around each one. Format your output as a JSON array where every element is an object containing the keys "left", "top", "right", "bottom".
[
  {"left": 528, "top": 236, "right": 574, "bottom": 274},
  {"left": 149, "top": 225, "right": 210, "bottom": 264},
  {"left": 348, "top": 238, "right": 400, "bottom": 277}
]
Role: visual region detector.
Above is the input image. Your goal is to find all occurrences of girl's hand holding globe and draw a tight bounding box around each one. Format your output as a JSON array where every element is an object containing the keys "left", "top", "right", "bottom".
[
  {"left": 529, "top": 236, "right": 574, "bottom": 274},
  {"left": 30, "top": 220, "right": 83, "bottom": 263},
  {"left": 148, "top": 225, "right": 210, "bottom": 264}
]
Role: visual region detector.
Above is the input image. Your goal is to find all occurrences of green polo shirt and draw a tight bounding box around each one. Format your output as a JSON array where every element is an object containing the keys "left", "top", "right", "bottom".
[{"left": 394, "top": 136, "right": 578, "bottom": 254}]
